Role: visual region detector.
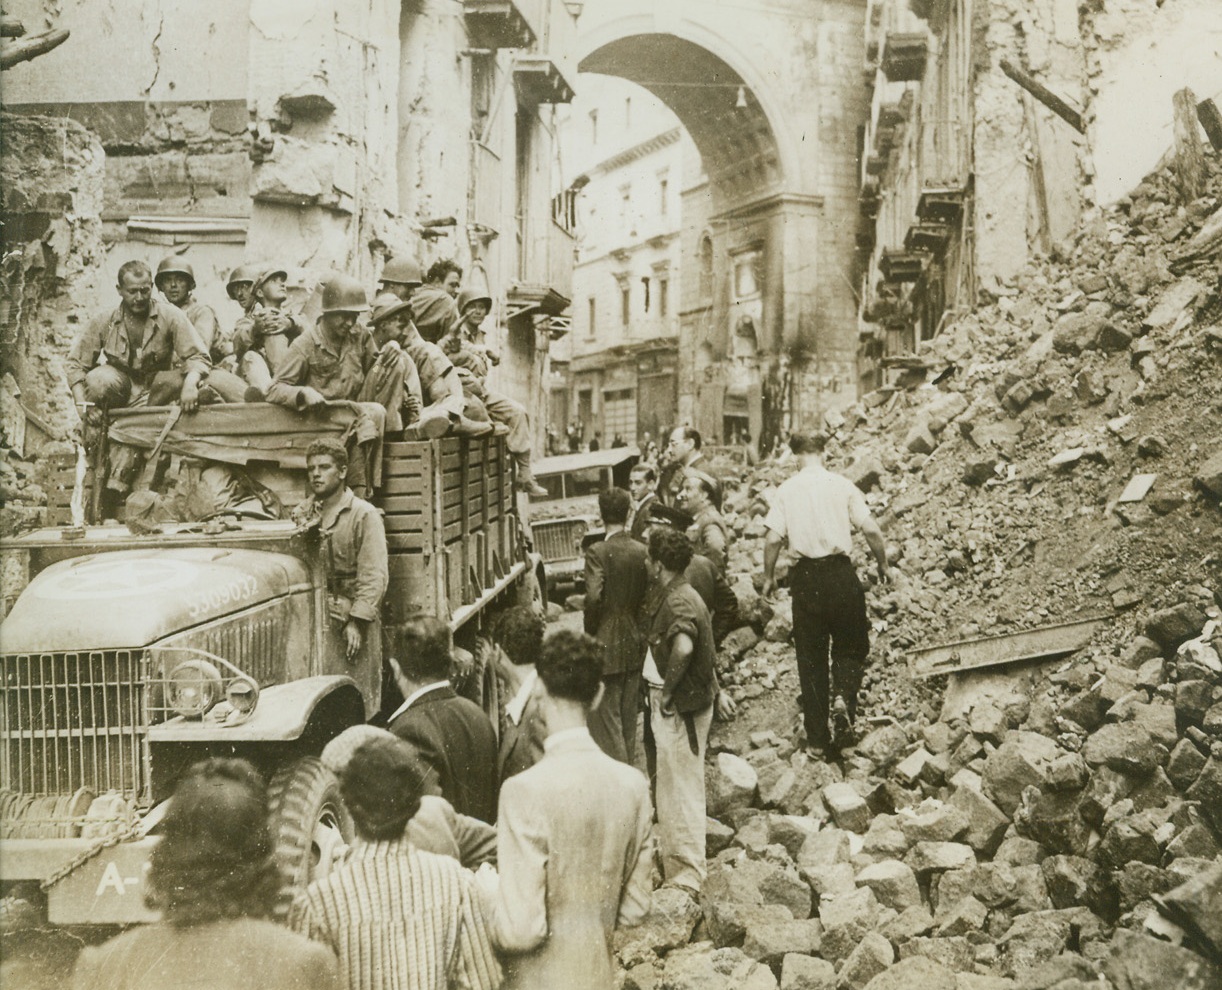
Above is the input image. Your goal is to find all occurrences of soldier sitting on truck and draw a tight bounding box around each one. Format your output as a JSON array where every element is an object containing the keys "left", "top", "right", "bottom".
[
  {"left": 440, "top": 288, "right": 548, "bottom": 496},
  {"left": 234, "top": 267, "right": 304, "bottom": 400},
  {"left": 368, "top": 291, "right": 490, "bottom": 439},
  {"left": 154, "top": 256, "right": 247, "bottom": 402},
  {"left": 409, "top": 258, "right": 463, "bottom": 343},
  {"left": 376, "top": 256, "right": 425, "bottom": 303},
  {"left": 292, "top": 438, "right": 388, "bottom": 710}
]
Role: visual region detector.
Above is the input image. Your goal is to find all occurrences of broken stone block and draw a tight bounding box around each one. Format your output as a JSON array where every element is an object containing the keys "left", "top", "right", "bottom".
[
  {"left": 769, "top": 815, "right": 820, "bottom": 861},
  {"left": 1121, "top": 635, "right": 1165, "bottom": 668},
  {"left": 880, "top": 904, "right": 935, "bottom": 943},
  {"left": 855, "top": 859, "right": 922, "bottom": 913},
  {"left": 628, "top": 886, "right": 704, "bottom": 953},
  {"left": 1156, "top": 862, "right": 1222, "bottom": 959},
  {"left": 997, "top": 909, "right": 1105, "bottom": 979},
  {"left": 855, "top": 724, "right": 909, "bottom": 768},
  {"left": 757, "top": 863, "right": 814, "bottom": 919},
  {"left": 837, "top": 931, "right": 894, "bottom": 990},
  {"left": 702, "top": 862, "right": 765, "bottom": 947},
  {"left": 1072, "top": 370, "right": 1108, "bottom": 405},
  {"left": 759, "top": 765, "right": 799, "bottom": 810},
  {"left": 722, "top": 626, "right": 761, "bottom": 660},
  {"left": 1195, "top": 449, "right": 1222, "bottom": 498},
  {"left": 709, "top": 817, "right": 737, "bottom": 856},
  {"left": 968, "top": 702, "right": 1007, "bottom": 742},
  {"left": 981, "top": 731, "right": 1062, "bottom": 815},
  {"left": 1102, "top": 928, "right": 1219, "bottom": 990},
  {"left": 765, "top": 605, "right": 794, "bottom": 642},
  {"left": 822, "top": 783, "right": 870, "bottom": 834},
  {"left": 780, "top": 953, "right": 835, "bottom": 990},
  {"left": 798, "top": 828, "right": 852, "bottom": 870},
  {"left": 895, "top": 936, "right": 975, "bottom": 974},
  {"left": 1098, "top": 322, "right": 1133, "bottom": 351},
  {"left": 1015, "top": 787, "right": 1091, "bottom": 857},
  {"left": 1057, "top": 690, "right": 1110, "bottom": 731},
  {"left": 899, "top": 802, "right": 970, "bottom": 844},
  {"left": 1166, "top": 822, "right": 1220, "bottom": 861},
  {"left": 1041, "top": 854, "right": 1118, "bottom": 921},
  {"left": 905, "top": 421, "right": 937, "bottom": 455},
  {"left": 1081, "top": 722, "right": 1166, "bottom": 776},
  {"left": 948, "top": 785, "right": 1010, "bottom": 856},
  {"left": 1096, "top": 813, "right": 1165, "bottom": 870},
  {"left": 1185, "top": 757, "right": 1222, "bottom": 834},
  {"left": 845, "top": 454, "right": 885, "bottom": 493},
  {"left": 905, "top": 841, "right": 976, "bottom": 878},
  {"left": 1119, "top": 700, "right": 1179, "bottom": 750},
  {"left": 1052, "top": 311, "right": 1106, "bottom": 355},
  {"left": 1079, "top": 766, "right": 1136, "bottom": 827},
  {"left": 1116, "top": 861, "right": 1179, "bottom": 913},
  {"left": 895, "top": 747, "right": 938, "bottom": 786},
  {"left": 862, "top": 815, "right": 911, "bottom": 859},
  {"left": 742, "top": 917, "right": 822, "bottom": 966},
  {"left": 934, "top": 894, "right": 988, "bottom": 937},
  {"left": 1016, "top": 954, "right": 1101, "bottom": 990},
  {"left": 710, "top": 753, "right": 760, "bottom": 816},
  {"left": 1145, "top": 603, "right": 1208, "bottom": 650},
  {"left": 994, "top": 836, "right": 1047, "bottom": 867},
  {"left": 818, "top": 886, "right": 882, "bottom": 962},
  {"left": 661, "top": 944, "right": 780, "bottom": 990},
  {"left": 1002, "top": 380, "right": 1036, "bottom": 414},
  {"left": 801, "top": 862, "right": 857, "bottom": 900},
  {"left": 1044, "top": 752, "right": 1090, "bottom": 792},
  {"left": 862, "top": 957, "right": 958, "bottom": 990}
]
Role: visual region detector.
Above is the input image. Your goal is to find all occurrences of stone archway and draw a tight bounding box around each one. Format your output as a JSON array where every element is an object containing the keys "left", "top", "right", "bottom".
[{"left": 574, "top": 2, "right": 868, "bottom": 441}]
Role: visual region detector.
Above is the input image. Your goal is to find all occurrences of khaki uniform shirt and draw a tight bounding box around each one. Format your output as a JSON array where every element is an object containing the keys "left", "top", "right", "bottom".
[
  {"left": 295, "top": 487, "right": 388, "bottom": 623},
  {"left": 404, "top": 334, "right": 466, "bottom": 417},
  {"left": 267, "top": 325, "right": 377, "bottom": 407},
  {"left": 67, "top": 300, "right": 209, "bottom": 391},
  {"left": 179, "top": 296, "right": 223, "bottom": 358}
]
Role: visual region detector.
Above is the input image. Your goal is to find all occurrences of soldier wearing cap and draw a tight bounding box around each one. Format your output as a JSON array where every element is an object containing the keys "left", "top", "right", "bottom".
[
  {"left": 377, "top": 256, "right": 424, "bottom": 303},
  {"left": 234, "top": 266, "right": 302, "bottom": 399},
  {"left": 441, "top": 288, "right": 547, "bottom": 496},
  {"left": 368, "top": 292, "right": 479, "bottom": 438}
]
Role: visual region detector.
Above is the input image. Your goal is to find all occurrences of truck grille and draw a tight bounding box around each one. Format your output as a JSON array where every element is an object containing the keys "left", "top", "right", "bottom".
[
  {"left": 532, "top": 519, "right": 587, "bottom": 563},
  {"left": 1, "top": 651, "right": 148, "bottom": 802}
]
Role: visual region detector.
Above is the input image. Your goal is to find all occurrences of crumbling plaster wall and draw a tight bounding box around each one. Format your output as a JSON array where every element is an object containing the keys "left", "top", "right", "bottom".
[{"left": 0, "top": 114, "right": 106, "bottom": 438}]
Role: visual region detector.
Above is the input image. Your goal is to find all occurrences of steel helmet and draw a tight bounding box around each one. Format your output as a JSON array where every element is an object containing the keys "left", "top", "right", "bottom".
[
  {"left": 155, "top": 256, "right": 195, "bottom": 290},
  {"left": 457, "top": 288, "right": 493, "bottom": 315},
  {"left": 319, "top": 273, "right": 369, "bottom": 314},
  {"left": 370, "top": 292, "right": 413, "bottom": 325},
  {"left": 226, "top": 263, "right": 259, "bottom": 300},
  {"left": 380, "top": 257, "right": 424, "bottom": 287},
  {"left": 251, "top": 267, "right": 289, "bottom": 298}
]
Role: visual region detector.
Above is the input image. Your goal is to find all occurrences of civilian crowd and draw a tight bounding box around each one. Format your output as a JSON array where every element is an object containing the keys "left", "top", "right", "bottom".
[{"left": 75, "top": 423, "right": 889, "bottom": 990}]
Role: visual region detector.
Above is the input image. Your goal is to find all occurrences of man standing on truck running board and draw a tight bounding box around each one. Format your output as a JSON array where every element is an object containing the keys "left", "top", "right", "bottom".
[{"left": 294, "top": 438, "right": 389, "bottom": 715}]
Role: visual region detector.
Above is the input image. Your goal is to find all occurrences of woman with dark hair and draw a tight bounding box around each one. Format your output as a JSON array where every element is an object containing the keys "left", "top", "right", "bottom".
[{"left": 73, "top": 758, "right": 339, "bottom": 990}]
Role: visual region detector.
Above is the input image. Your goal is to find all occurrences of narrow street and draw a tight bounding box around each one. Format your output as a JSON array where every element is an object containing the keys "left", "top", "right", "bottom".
[{"left": 2, "top": 2, "right": 1221, "bottom": 990}]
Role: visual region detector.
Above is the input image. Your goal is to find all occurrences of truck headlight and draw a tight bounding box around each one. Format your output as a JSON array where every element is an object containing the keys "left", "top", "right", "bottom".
[
  {"left": 225, "top": 676, "right": 260, "bottom": 716},
  {"left": 166, "top": 660, "right": 223, "bottom": 718}
]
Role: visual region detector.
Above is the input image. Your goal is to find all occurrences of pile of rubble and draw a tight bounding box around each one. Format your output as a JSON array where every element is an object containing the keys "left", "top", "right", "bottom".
[{"left": 614, "top": 158, "right": 1222, "bottom": 987}]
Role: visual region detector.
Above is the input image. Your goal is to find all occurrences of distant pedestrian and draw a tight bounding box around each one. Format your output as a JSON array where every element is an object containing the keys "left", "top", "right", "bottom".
[
  {"left": 642, "top": 527, "right": 716, "bottom": 895},
  {"left": 74, "top": 758, "right": 339, "bottom": 990},
  {"left": 291, "top": 735, "right": 501, "bottom": 990},
  {"left": 611, "top": 433, "right": 626, "bottom": 448},
  {"left": 476, "top": 629, "right": 653, "bottom": 990},
  {"left": 583, "top": 487, "right": 650, "bottom": 763},
  {"left": 761, "top": 432, "right": 890, "bottom": 754},
  {"left": 589, "top": 431, "right": 601, "bottom": 452},
  {"left": 387, "top": 616, "right": 499, "bottom": 823}
]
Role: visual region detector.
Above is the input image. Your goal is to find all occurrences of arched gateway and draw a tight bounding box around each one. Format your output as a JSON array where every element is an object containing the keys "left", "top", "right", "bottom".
[{"left": 574, "top": 1, "right": 868, "bottom": 443}]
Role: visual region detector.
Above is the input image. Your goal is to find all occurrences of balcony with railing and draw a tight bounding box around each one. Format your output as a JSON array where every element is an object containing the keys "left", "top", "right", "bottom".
[{"left": 463, "top": 0, "right": 540, "bottom": 50}]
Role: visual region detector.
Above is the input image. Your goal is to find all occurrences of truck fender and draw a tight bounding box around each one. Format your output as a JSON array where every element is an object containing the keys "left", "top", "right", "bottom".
[{"left": 148, "top": 676, "right": 365, "bottom": 743}]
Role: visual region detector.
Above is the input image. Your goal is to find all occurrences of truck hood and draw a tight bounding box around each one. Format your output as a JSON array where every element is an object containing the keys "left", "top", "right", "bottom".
[{"left": 2, "top": 547, "right": 311, "bottom": 652}]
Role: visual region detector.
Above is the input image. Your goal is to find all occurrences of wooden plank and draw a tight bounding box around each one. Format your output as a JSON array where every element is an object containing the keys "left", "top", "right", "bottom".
[
  {"left": 999, "top": 58, "right": 1084, "bottom": 133},
  {"left": 384, "top": 440, "right": 430, "bottom": 458},
  {"left": 1173, "top": 87, "right": 1207, "bottom": 203},
  {"left": 384, "top": 458, "right": 427, "bottom": 479},
  {"left": 1198, "top": 98, "right": 1222, "bottom": 152},
  {"left": 380, "top": 476, "right": 427, "bottom": 496},
  {"left": 908, "top": 613, "right": 1112, "bottom": 679},
  {"left": 387, "top": 532, "right": 428, "bottom": 551},
  {"left": 381, "top": 494, "right": 428, "bottom": 514},
  {"left": 384, "top": 513, "right": 426, "bottom": 534}
]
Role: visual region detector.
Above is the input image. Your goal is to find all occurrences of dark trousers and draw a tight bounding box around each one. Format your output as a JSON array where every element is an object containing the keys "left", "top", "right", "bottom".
[{"left": 790, "top": 555, "right": 869, "bottom": 746}]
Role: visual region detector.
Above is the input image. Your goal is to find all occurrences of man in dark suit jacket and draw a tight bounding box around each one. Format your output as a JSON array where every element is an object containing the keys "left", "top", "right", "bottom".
[
  {"left": 387, "top": 616, "right": 498, "bottom": 823},
  {"left": 628, "top": 463, "right": 660, "bottom": 542},
  {"left": 584, "top": 488, "right": 650, "bottom": 764}
]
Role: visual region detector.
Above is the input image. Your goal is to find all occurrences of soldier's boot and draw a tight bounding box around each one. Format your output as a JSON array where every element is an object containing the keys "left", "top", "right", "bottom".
[{"left": 513, "top": 450, "right": 548, "bottom": 497}]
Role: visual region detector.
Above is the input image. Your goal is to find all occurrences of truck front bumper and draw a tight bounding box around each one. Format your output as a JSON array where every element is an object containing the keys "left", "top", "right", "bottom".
[{"left": 2, "top": 837, "right": 160, "bottom": 925}]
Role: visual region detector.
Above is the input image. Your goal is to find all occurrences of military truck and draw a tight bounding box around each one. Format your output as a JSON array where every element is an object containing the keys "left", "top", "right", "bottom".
[{"left": 0, "top": 402, "right": 543, "bottom": 926}]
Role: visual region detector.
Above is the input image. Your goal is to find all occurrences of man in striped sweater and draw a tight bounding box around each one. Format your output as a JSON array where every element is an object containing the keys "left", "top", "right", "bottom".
[{"left": 289, "top": 736, "right": 502, "bottom": 990}]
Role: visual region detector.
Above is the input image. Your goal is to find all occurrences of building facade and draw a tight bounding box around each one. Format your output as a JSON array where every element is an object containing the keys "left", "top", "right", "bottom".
[
  {"left": 554, "top": 77, "right": 694, "bottom": 448},
  {"left": 1, "top": 0, "right": 579, "bottom": 445}
]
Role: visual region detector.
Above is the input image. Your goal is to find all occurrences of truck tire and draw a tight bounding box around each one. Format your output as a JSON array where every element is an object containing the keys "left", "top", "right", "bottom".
[{"left": 267, "top": 756, "right": 353, "bottom": 918}]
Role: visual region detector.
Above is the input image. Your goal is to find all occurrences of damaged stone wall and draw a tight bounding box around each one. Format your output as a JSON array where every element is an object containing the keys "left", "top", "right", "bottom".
[
  {"left": 0, "top": 112, "right": 105, "bottom": 440},
  {"left": 858, "top": 0, "right": 1222, "bottom": 388}
]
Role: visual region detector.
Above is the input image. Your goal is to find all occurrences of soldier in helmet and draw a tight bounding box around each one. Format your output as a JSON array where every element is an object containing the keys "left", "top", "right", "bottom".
[
  {"left": 267, "top": 273, "right": 376, "bottom": 410},
  {"left": 377, "top": 257, "right": 424, "bottom": 303},
  {"left": 440, "top": 288, "right": 547, "bottom": 496},
  {"left": 226, "top": 264, "right": 259, "bottom": 312},
  {"left": 154, "top": 257, "right": 222, "bottom": 359},
  {"left": 234, "top": 267, "right": 303, "bottom": 399}
]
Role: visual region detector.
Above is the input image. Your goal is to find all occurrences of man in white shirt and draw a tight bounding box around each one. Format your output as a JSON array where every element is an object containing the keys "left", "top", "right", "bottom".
[{"left": 762, "top": 433, "right": 890, "bottom": 754}]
